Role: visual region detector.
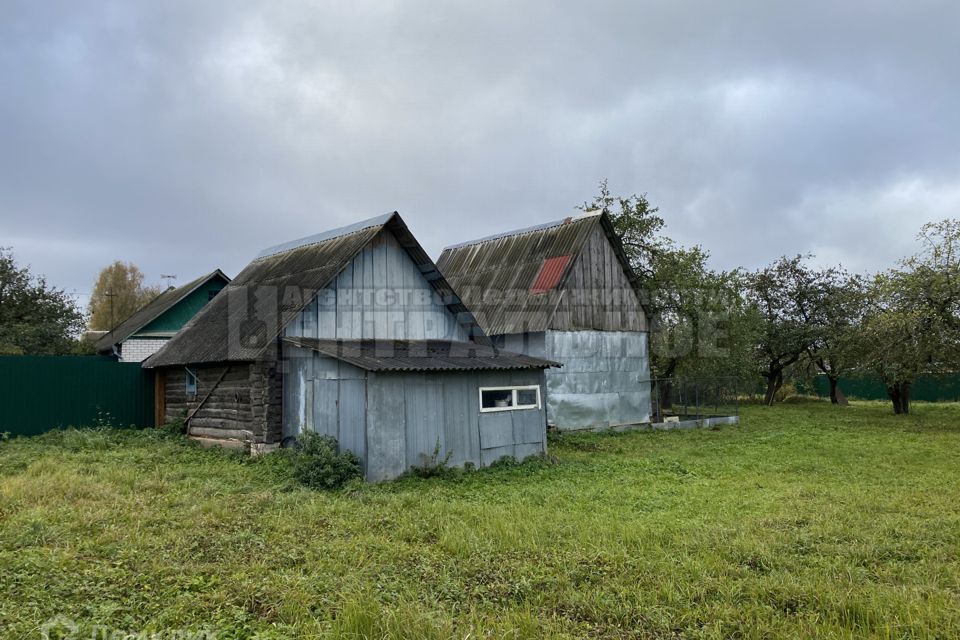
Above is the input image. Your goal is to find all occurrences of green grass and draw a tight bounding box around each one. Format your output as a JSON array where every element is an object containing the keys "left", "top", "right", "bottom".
[{"left": 2, "top": 402, "right": 960, "bottom": 639}]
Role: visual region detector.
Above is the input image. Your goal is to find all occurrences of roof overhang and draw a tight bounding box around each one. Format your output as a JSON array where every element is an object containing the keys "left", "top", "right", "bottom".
[{"left": 283, "top": 337, "right": 560, "bottom": 372}]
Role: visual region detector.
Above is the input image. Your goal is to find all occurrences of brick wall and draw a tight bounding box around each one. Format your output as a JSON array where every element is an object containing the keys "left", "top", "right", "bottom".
[{"left": 119, "top": 338, "right": 168, "bottom": 363}]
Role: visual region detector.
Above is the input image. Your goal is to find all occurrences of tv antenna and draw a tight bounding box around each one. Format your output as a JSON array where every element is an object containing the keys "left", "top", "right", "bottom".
[{"left": 161, "top": 274, "right": 177, "bottom": 289}]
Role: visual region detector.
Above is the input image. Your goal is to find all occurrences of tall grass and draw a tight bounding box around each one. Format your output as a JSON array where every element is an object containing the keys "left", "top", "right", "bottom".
[{"left": 1, "top": 402, "right": 959, "bottom": 638}]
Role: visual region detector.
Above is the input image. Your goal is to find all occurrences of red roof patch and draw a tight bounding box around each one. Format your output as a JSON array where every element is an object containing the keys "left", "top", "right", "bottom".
[{"left": 530, "top": 255, "right": 571, "bottom": 294}]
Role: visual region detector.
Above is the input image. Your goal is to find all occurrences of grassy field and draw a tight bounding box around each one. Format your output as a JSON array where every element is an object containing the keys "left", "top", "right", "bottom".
[{"left": 1, "top": 402, "right": 960, "bottom": 639}]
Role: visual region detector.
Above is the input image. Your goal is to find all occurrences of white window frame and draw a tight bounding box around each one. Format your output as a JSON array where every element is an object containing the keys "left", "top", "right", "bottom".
[{"left": 478, "top": 385, "right": 541, "bottom": 413}]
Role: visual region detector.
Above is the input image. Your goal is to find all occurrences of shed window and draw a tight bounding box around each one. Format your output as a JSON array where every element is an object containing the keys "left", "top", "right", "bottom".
[
  {"left": 185, "top": 369, "right": 198, "bottom": 395},
  {"left": 479, "top": 385, "right": 541, "bottom": 412}
]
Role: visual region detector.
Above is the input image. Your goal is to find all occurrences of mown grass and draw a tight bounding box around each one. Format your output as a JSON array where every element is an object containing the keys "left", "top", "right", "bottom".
[{"left": 1, "top": 401, "right": 960, "bottom": 639}]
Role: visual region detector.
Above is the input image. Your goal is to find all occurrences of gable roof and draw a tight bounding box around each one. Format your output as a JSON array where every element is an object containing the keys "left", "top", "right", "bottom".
[
  {"left": 283, "top": 337, "right": 560, "bottom": 372},
  {"left": 436, "top": 212, "right": 648, "bottom": 335},
  {"left": 143, "top": 212, "right": 488, "bottom": 368},
  {"left": 95, "top": 269, "right": 230, "bottom": 354}
]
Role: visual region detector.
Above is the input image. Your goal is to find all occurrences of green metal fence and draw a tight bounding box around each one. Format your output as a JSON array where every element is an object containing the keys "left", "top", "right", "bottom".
[
  {"left": 807, "top": 373, "right": 960, "bottom": 403},
  {"left": 0, "top": 356, "right": 154, "bottom": 436}
]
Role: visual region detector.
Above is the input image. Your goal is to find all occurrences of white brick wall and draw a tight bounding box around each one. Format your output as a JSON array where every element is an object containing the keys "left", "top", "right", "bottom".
[{"left": 119, "top": 338, "right": 169, "bottom": 363}]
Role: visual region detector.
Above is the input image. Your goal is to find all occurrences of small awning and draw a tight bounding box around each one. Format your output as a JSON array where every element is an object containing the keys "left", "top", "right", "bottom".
[{"left": 282, "top": 337, "right": 561, "bottom": 372}]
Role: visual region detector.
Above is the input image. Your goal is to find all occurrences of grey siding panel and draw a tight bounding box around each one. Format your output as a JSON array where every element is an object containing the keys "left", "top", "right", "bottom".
[
  {"left": 441, "top": 374, "right": 478, "bottom": 466},
  {"left": 373, "top": 235, "right": 389, "bottom": 336},
  {"left": 283, "top": 347, "right": 307, "bottom": 439},
  {"left": 287, "top": 360, "right": 548, "bottom": 481},
  {"left": 285, "top": 229, "right": 471, "bottom": 343},
  {"left": 543, "top": 330, "right": 651, "bottom": 430},
  {"left": 481, "top": 445, "right": 515, "bottom": 467},
  {"left": 313, "top": 379, "right": 339, "bottom": 438},
  {"left": 403, "top": 375, "right": 444, "bottom": 468},
  {"left": 513, "top": 442, "right": 543, "bottom": 461},
  {"left": 365, "top": 374, "right": 407, "bottom": 482},
  {"left": 478, "top": 412, "right": 513, "bottom": 449},
  {"left": 365, "top": 369, "right": 547, "bottom": 480},
  {"left": 494, "top": 332, "right": 546, "bottom": 358},
  {"left": 512, "top": 407, "right": 546, "bottom": 445},
  {"left": 313, "top": 355, "right": 341, "bottom": 380},
  {"left": 491, "top": 330, "right": 652, "bottom": 431},
  {"left": 282, "top": 349, "right": 369, "bottom": 452},
  {"left": 338, "top": 378, "right": 366, "bottom": 462}
]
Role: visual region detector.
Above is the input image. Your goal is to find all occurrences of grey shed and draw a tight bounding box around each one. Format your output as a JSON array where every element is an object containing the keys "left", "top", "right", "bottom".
[
  {"left": 437, "top": 211, "right": 652, "bottom": 430},
  {"left": 144, "top": 212, "right": 558, "bottom": 481}
]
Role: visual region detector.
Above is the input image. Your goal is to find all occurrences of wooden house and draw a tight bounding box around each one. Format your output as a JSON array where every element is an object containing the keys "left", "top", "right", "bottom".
[
  {"left": 143, "top": 213, "right": 557, "bottom": 481},
  {"left": 95, "top": 270, "right": 230, "bottom": 362},
  {"left": 437, "top": 212, "right": 652, "bottom": 430}
]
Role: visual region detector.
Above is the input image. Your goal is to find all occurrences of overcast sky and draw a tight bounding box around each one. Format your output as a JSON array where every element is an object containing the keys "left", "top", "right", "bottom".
[{"left": 2, "top": 1, "right": 958, "bottom": 307}]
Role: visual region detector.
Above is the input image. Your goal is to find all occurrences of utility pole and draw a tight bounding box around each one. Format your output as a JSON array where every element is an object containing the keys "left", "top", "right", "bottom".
[{"left": 104, "top": 291, "right": 116, "bottom": 331}]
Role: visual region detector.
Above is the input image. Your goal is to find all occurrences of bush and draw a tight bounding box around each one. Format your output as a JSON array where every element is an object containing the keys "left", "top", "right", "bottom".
[
  {"left": 409, "top": 439, "right": 454, "bottom": 478},
  {"left": 289, "top": 432, "right": 362, "bottom": 490},
  {"left": 158, "top": 418, "right": 186, "bottom": 436},
  {"left": 773, "top": 382, "right": 798, "bottom": 403}
]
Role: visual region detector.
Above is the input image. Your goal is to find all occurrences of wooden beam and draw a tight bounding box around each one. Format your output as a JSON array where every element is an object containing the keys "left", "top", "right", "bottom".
[
  {"left": 154, "top": 370, "right": 166, "bottom": 428},
  {"left": 185, "top": 366, "right": 231, "bottom": 435}
]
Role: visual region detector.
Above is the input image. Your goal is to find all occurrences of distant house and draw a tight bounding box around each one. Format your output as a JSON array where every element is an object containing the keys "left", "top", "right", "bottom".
[
  {"left": 437, "top": 212, "right": 652, "bottom": 431},
  {"left": 95, "top": 270, "right": 230, "bottom": 363},
  {"left": 143, "top": 213, "right": 557, "bottom": 481}
]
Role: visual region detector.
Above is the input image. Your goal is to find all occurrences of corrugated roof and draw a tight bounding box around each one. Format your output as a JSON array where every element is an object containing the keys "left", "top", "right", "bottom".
[
  {"left": 443, "top": 212, "right": 601, "bottom": 250},
  {"left": 95, "top": 269, "right": 230, "bottom": 354},
  {"left": 283, "top": 337, "right": 560, "bottom": 372},
  {"left": 437, "top": 212, "right": 644, "bottom": 335},
  {"left": 255, "top": 213, "right": 395, "bottom": 259},
  {"left": 143, "top": 213, "right": 488, "bottom": 368}
]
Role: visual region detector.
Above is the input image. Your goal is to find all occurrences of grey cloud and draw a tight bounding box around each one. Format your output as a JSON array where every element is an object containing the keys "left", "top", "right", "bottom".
[{"left": 1, "top": 0, "right": 959, "bottom": 306}]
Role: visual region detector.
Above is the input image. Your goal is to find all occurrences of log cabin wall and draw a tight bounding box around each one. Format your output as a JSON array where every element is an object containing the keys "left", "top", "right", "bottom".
[
  {"left": 250, "top": 356, "right": 283, "bottom": 445},
  {"left": 161, "top": 353, "right": 282, "bottom": 446},
  {"left": 163, "top": 364, "right": 254, "bottom": 440}
]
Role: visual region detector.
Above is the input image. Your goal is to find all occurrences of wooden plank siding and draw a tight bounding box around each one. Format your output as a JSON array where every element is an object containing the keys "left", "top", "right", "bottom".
[{"left": 554, "top": 225, "right": 646, "bottom": 332}]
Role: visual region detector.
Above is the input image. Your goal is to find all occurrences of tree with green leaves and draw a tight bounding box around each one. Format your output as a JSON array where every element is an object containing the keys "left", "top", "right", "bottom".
[
  {"left": 580, "top": 179, "right": 667, "bottom": 281},
  {"left": 853, "top": 220, "right": 960, "bottom": 414},
  {"left": 746, "top": 256, "right": 845, "bottom": 406},
  {"left": 580, "top": 181, "right": 760, "bottom": 396},
  {"left": 804, "top": 269, "right": 869, "bottom": 404},
  {"left": 902, "top": 219, "right": 960, "bottom": 331},
  {"left": 88, "top": 262, "right": 162, "bottom": 331},
  {"left": 0, "top": 248, "right": 86, "bottom": 355}
]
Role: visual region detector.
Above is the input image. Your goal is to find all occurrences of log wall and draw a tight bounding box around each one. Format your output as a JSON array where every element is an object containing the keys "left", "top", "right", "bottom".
[{"left": 160, "top": 351, "right": 282, "bottom": 446}]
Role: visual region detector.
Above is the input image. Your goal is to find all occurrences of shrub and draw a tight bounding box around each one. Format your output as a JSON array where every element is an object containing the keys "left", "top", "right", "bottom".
[
  {"left": 289, "top": 432, "right": 362, "bottom": 490},
  {"left": 409, "top": 439, "right": 455, "bottom": 478},
  {"left": 773, "top": 382, "right": 798, "bottom": 403},
  {"left": 158, "top": 418, "right": 187, "bottom": 436}
]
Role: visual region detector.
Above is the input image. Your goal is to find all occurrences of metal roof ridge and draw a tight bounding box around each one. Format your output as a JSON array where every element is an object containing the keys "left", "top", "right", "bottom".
[
  {"left": 254, "top": 212, "right": 396, "bottom": 260},
  {"left": 442, "top": 211, "right": 601, "bottom": 251}
]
